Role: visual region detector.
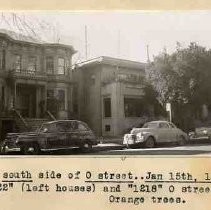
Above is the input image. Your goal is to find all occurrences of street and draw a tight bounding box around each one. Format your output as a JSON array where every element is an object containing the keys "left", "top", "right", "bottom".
[{"left": 2, "top": 140, "right": 211, "bottom": 156}]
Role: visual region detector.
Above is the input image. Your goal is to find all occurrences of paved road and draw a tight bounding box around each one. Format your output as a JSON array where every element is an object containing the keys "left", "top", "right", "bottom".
[
  {"left": 2, "top": 140, "right": 211, "bottom": 155},
  {"left": 0, "top": 143, "right": 123, "bottom": 156}
]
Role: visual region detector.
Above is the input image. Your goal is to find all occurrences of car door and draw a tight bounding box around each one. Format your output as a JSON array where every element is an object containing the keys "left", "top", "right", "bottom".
[
  {"left": 66, "top": 121, "right": 79, "bottom": 147},
  {"left": 77, "top": 122, "right": 90, "bottom": 145},
  {"left": 45, "top": 123, "right": 58, "bottom": 148},
  {"left": 157, "top": 122, "right": 170, "bottom": 142},
  {"left": 56, "top": 122, "right": 68, "bottom": 148},
  {"left": 168, "top": 122, "right": 178, "bottom": 141}
]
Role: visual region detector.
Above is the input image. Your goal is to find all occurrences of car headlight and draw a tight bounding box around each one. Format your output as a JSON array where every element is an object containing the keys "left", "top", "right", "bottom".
[
  {"left": 15, "top": 137, "right": 19, "bottom": 144},
  {"left": 136, "top": 133, "right": 144, "bottom": 142},
  {"left": 188, "top": 132, "right": 194, "bottom": 136},
  {"left": 123, "top": 134, "right": 129, "bottom": 144},
  {"left": 203, "top": 130, "right": 208, "bottom": 134}
]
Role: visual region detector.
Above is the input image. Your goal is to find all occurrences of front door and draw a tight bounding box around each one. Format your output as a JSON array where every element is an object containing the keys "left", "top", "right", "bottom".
[{"left": 16, "top": 85, "right": 36, "bottom": 118}]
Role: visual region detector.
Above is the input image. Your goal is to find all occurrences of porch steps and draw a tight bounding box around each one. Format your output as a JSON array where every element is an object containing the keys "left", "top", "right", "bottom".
[
  {"left": 12, "top": 108, "right": 57, "bottom": 132},
  {"left": 15, "top": 118, "right": 29, "bottom": 132},
  {"left": 25, "top": 118, "right": 50, "bottom": 132},
  {"left": 15, "top": 118, "right": 50, "bottom": 132}
]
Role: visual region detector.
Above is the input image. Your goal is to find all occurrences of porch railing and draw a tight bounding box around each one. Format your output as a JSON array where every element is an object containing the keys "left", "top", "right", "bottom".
[
  {"left": 9, "top": 69, "right": 72, "bottom": 82},
  {"left": 12, "top": 108, "right": 29, "bottom": 129},
  {"left": 12, "top": 69, "right": 47, "bottom": 77},
  {"left": 46, "top": 110, "right": 56, "bottom": 121},
  {"left": 102, "top": 73, "right": 145, "bottom": 85}
]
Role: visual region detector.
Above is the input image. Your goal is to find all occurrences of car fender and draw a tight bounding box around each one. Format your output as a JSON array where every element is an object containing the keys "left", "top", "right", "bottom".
[
  {"left": 176, "top": 131, "right": 188, "bottom": 142},
  {"left": 16, "top": 136, "right": 44, "bottom": 148},
  {"left": 141, "top": 132, "right": 157, "bottom": 142}
]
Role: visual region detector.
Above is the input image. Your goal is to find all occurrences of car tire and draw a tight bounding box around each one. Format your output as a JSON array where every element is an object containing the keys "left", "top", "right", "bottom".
[
  {"left": 144, "top": 137, "right": 155, "bottom": 148},
  {"left": 0, "top": 143, "right": 6, "bottom": 154},
  {"left": 81, "top": 142, "right": 93, "bottom": 152},
  {"left": 177, "top": 136, "right": 186, "bottom": 146},
  {"left": 21, "top": 144, "right": 40, "bottom": 155}
]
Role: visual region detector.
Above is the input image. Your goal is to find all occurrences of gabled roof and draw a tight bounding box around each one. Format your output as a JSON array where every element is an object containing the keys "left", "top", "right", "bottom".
[{"left": 75, "top": 56, "right": 146, "bottom": 70}]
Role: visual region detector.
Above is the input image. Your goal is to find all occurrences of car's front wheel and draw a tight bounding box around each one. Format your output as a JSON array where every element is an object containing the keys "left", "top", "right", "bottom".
[
  {"left": 144, "top": 137, "right": 155, "bottom": 148},
  {"left": 21, "top": 143, "right": 40, "bottom": 155}
]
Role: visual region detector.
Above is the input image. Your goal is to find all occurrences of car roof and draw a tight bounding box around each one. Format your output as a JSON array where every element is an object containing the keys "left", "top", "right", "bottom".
[{"left": 146, "top": 120, "right": 170, "bottom": 124}]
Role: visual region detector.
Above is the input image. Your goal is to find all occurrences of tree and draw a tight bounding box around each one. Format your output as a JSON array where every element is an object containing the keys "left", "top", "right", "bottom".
[
  {"left": 142, "top": 83, "right": 167, "bottom": 118},
  {"left": 0, "top": 12, "right": 60, "bottom": 43},
  {"left": 147, "top": 42, "right": 211, "bottom": 131}
]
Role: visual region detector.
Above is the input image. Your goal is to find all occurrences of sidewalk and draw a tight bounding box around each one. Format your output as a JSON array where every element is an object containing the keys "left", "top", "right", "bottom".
[
  {"left": 93, "top": 143, "right": 125, "bottom": 151},
  {"left": 99, "top": 136, "right": 123, "bottom": 145},
  {"left": 93, "top": 136, "right": 124, "bottom": 151}
]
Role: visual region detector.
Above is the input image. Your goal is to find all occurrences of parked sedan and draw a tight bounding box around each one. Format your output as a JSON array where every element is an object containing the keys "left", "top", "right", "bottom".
[
  {"left": 1, "top": 120, "right": 99, "bottom": 155},
  {"left": 123, "top": 120, "right": 188, "bottom": 148},
  {"left": 189, "top": 126, "right": 211, "bottom": 141}
]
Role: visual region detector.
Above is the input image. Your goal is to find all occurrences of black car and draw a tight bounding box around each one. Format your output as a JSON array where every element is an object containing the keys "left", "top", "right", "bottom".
[{"left": 1, "top": 120, "right": 99, "bottom": 155}]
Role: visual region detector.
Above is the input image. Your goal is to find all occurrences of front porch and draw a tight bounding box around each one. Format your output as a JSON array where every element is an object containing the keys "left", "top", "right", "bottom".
[{"left": 14, "top": 83, "right": 47, "bottom": 119}]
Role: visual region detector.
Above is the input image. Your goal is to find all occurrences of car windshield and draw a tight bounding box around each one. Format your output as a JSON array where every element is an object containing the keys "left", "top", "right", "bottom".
[{"left": 142, "top": 122, "right": 158, "bottom": 128}]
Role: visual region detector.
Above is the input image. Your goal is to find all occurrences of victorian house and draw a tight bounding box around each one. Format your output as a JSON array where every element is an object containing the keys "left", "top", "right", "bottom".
[{"left": 0, "top": 30, "right": 76, "bottom": 139}]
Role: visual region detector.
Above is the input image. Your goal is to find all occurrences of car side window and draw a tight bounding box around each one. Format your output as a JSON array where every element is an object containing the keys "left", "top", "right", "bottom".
[
  {"left": 72, "top": 121, "right": 78, "bottom": 130},
  {"left": 65, "top": 121, "right": 79, "bottom": 131},
  {"left": 78, "top": 123, "right": 88, "bottom": 131},
  {"left": 65, "top": 121, "right": 78, "bottom": 132},
  {"left": 169, "top": 123, "right": 176, "bottom": 128},
  {"left": 66, "top": 122, "right": 73, "bottom": 132},
  {"left": 56, "top": 122, "right": 67, "bottom": 132},
  {"left": 159, "top": 122, "right": 169, "bottom": 128},
  {"left": 41, "top": 123, "right": 57, "bottom": 133}
]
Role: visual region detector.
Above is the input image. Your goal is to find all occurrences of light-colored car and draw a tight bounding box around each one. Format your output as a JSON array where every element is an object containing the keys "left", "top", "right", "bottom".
[{"left": 123, "top": 120, "right": 188, "bottom": 148}]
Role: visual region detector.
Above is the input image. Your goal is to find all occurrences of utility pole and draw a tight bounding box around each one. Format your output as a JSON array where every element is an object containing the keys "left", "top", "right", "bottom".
[
  {"left": 166, "top": 103, "right": 172, "bottom": 122},
  {"left": 117, "top": 30, "right": 120, "bottom": 58},
  {"left": 85, "top": 25, "right": 88, "bottom": 60},
  {"left": 146, "top": 44, "right": 150, "bottom": 63}
]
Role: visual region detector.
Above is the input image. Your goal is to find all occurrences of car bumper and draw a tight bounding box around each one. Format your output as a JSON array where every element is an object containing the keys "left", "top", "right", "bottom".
[
  {"left": 0, "top": 141, "right": 20, "bottom": 153},
  {"left": 189, "top": 136, "right": 210, "bottom": 140},
  {"left": 123, "top": 134, "right": 145, "bottom": 146},
  {"left": 1, "top": 145, "right": 20, "bottom": 153}
]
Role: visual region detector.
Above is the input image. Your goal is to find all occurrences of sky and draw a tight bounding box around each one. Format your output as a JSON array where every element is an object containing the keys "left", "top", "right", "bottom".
[{"left": 1, "top": 11, "right": 211, "bottom": 64}]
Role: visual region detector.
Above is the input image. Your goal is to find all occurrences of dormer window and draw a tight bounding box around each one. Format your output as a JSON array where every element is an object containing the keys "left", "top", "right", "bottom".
[{"left": 58, "top": 58, "right": 65, "bottom": 75}]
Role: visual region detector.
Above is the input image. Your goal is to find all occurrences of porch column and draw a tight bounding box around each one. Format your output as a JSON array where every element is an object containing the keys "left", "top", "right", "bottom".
[
  {"left": 70, "top": 86, "right": 73, "bottom": 113},
  {"left": 37, "top": 85, "right": 47, "bottom": 118},
  {"left": 13, "top": 81, "right": 17, "bottom": 109},
  {"left": 36, "top": 85, "right": 41, "bottom": 118},
  {"left": 44, "top": 84, "right": 47, "bottom": 112}
]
